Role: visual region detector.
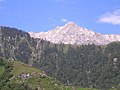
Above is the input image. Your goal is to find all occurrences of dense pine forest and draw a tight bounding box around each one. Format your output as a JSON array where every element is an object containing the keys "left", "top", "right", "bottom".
[{"left": 0, "top": 26, "right": 120, "bottom": 90}]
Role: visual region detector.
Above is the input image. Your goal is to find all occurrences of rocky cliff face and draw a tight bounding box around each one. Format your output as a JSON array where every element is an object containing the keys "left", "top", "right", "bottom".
[{"left": 29, "top": 22, "right": 120, "bottom": 45}]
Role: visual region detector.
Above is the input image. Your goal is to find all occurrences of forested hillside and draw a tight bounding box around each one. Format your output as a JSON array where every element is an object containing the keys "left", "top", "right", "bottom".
[
  {"left": 33, "top": 42, "right": 120, "bottom": 89},
  {"left": 0, "top": 26, "right": 120, "bottom": 90},
  {"left": 0, "top": 58, "right": 66, "bottom": 90}
]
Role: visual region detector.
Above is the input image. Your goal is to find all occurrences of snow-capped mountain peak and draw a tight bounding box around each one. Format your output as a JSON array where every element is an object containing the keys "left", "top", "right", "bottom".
[{"left": 29, "top": 22, "right": 120, "bottom": 45}]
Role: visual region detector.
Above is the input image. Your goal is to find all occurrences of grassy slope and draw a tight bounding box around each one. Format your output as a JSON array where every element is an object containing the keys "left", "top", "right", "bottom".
[
  {"left": 10, "top": 61, "right": 63, "bottom": 90},
  {"left": 0, "top": 59, "right": 98, "bottom": 90},
  {"left": 12, "top": 62, "right": 98, "bottom": 90},
  {"left": 11, "top": 61, "right": 98, "bottom": 90}
]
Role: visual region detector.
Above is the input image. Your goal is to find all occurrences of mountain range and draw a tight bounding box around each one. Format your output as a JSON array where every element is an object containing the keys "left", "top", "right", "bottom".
[
  {"left": 29, "top": 22, "right": 120, "bottom": 45},
  {"left": 0, "top": 25, "right": 120, "bottom": 89}
]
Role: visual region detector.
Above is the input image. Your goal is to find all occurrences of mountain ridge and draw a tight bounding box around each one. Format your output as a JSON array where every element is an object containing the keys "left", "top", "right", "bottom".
[
  {"left": 0, "top": 26, "right": 120, "bottom": 89},
  {"left": 29, "top": 22, "right": 120, "bottom": 45}
]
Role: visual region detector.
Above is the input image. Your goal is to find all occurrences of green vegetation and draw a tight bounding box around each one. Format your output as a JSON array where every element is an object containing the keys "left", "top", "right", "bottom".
[
  {"left": 0, "top": 66, "right": 4, "bottom": 75},
  {"left": 0, "top": 58, "right": 63, "bottom": 90},
  {"left": 0, "top": 26, "right": 120, "bottom": 90},
  {"left": 0, "top": 58, "right": 98, "bottom": 90},
  {"left": 11, "top": 61, "right": 42, "bottom": 75},
  {"left": 33, "top": 43, "right": 120, "bottom": 89}
]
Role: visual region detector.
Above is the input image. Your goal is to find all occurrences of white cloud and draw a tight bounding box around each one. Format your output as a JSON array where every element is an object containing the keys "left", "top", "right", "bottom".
[
  {"left": 98, "top": 9, "right": 120, "bottom": 25},
  {"left": 61, "top": 18, "right": 68, "bottom": 22}
]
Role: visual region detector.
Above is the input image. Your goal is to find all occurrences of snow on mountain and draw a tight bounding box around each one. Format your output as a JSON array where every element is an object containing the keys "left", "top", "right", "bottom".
[{"left": 29, "top": 22, "right": 120, "bottom": 45}]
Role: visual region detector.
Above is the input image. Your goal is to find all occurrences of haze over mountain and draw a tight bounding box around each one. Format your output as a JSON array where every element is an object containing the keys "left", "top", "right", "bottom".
[{"left": 29, "top": 22, "right": 120, "bottom": 45}]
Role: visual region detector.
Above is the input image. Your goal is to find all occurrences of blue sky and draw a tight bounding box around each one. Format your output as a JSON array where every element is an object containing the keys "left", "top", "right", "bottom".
[{"left": 0, "top": 0, "right": 120, "bottom": 34}]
